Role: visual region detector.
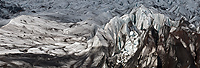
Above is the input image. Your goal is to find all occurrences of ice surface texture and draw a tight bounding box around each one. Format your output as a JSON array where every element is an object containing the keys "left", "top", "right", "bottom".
[{"left": 0, "top": 0, "right": 200, "bottom": 68}]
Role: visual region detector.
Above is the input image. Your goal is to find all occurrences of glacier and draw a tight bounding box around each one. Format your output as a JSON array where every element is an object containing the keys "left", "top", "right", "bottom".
[{"left": 0, "top": 0, "right": 200, "bottom": 68}]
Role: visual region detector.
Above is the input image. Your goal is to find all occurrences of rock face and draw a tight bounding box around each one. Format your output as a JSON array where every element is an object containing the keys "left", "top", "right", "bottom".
[
  {"left": 0, "top": 0, "right": 24, "bottom": 19},
  {"left": 0, "top": 0, "right": 200, "bottom": 68}
]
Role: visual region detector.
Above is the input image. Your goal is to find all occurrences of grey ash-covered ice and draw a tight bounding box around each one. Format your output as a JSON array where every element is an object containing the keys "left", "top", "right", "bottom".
[{"left": 0, "top": 0, "right": 200, "bottom": 68}]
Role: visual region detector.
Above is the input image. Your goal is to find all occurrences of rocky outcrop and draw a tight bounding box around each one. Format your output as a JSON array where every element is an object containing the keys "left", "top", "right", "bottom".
[{"left": 0, "top": 0, "right": 24, "bottom": 19}]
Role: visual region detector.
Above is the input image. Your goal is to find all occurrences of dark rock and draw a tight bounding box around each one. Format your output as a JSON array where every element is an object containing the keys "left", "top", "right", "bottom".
[{"left": 0, "top": 0, "right": 24, "bottom": 19}]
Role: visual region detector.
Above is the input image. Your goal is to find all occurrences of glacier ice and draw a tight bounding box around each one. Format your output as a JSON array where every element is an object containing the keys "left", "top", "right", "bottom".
[{"left": 0, "top": 0, "right": 200, "bottom": 68}]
